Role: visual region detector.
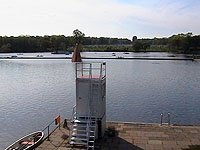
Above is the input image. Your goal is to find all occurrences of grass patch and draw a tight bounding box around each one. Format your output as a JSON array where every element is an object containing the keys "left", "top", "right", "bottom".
[{"left": 183, "top": 145, "right": 200, "bottom": 150}]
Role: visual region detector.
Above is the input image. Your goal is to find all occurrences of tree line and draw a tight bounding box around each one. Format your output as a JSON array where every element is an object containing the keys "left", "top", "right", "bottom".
[
  {"left": 1, "top": 32, "right": 200, "bottom": 54},
  {"left": 133, "top": 33, "right": 200, "bottom": 54},
  {"left": 0, "top": 35, "right": 131, "bottom": 53}
]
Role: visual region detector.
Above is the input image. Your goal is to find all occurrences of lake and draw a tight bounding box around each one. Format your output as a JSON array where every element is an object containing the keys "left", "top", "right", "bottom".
[{"left": 0, "top": 52, "right": 200, "bottom": 149}]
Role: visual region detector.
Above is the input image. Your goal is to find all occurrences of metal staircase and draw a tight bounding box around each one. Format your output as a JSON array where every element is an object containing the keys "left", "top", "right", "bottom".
[{"left": 70, "top": 114, "right": 96, "bottom": 150}]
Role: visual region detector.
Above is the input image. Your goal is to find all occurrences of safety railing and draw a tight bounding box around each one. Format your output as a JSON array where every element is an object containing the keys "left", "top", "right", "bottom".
[
  {"left": 18, "top": 116, "right": 61, "bottom": 150},
  {"left": 160, "top": 113, "right": 170, "bottom": 125},
  {"left": 75, "top": 62, "right": 106, "bottom": 79},
  {"left": 71, "top": 105, "right": 77, "bottom": 121},
  {"left": 42, "top": 115, "right": 61, "bottom": 141}
]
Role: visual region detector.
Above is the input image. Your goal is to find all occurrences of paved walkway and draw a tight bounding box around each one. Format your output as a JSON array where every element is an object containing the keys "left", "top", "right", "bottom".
[{"left": 36, "top": 121, "right": 200, "bottom": 150}]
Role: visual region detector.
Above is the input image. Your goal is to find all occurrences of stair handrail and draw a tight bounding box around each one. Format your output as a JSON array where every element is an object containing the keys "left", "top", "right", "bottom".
[
  {"left": 71, "top": 105, "right": 77, "bottom": 121},
  {"left": 86, "top": 63, "right": 93, "bottom": 150},
  {"left": 69, "top": 105, "right": 77, "bottom": 143},
  {"left": 90, "top": 111, "right": 97, "bottom": 150}
]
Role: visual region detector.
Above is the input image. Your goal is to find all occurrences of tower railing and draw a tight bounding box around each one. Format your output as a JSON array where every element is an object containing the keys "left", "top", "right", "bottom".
[{"left": 75, "top": 62, "right": 106, "bottom": 80}]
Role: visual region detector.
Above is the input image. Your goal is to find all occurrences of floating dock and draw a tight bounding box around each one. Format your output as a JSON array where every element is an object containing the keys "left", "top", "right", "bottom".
[{"left": 36, "top": 120, "right": 200, "bottom": 150}]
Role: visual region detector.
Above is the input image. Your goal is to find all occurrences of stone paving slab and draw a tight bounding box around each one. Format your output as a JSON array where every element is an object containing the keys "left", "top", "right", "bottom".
[{"left": 36, "top": 121, "right": 200, "bottom": 150}]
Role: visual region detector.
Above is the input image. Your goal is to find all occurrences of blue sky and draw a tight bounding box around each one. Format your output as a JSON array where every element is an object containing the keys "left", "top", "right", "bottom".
[{"left": 0, "top": 0, "right": 200, "bottom": 39}]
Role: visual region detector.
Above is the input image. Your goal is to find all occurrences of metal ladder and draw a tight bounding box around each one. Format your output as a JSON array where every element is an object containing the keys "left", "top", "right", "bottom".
[
  {"left": 70, "top": 115, "right": 96, "bottom": 150},
  {"left": 69, "top": 95, "right": 97, "bottom": 149}
]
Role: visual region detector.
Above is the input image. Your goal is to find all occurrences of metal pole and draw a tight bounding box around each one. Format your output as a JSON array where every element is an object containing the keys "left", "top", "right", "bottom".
[
  {"left": 168, "top": 112, "right": 170, "bottom": 125},
  {"left": 33, "top": 136, "right": 35, "bottom": 150},
  {"left": 104, "top": 62, "right": 106, "bottom": 78},
  {"left": 90, "top": 63, "right": 92, "bottom": 78},
  {"left": 160, "top": 113, "right": 163, "bottom": 125},
  {"left": 100, "top": 64, "right": 102, "bottom": 78},
  {"left": 47, "top": 126, "right": 50, "bottom": 141},
  {"left": 75, "top": 63, "right": 77, "bottom": 78},
  {"left": 82, "top": 63, "right": 83, "bottom": 76}
]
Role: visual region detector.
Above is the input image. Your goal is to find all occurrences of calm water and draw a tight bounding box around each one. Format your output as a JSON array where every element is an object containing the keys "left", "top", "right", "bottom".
[{"left": 0, "top": 52, "right": 200, "bottom": 149}]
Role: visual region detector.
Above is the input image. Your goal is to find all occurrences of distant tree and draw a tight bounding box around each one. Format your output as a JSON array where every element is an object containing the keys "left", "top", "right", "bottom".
[
  {"left": 0, "top": 43, "right": 11, "bottom": 52},
  {"left": 133, "top": 40, "right": 150, "bottom": 51},
  {"left": 169, "top": 32, "right": 193, "bottom": 52},
  {"left": 59, "top": 42, "right": 66, "bottom": 51},
  {"left": 132, "top": 36, "right": 137, "bottom": 43},
  {"left": 73, "top": 29, "right": 85, "bottom": 44},
  {"left": 99, "top": 37, "right": 109, "bottom": 45},
  {"left": 39, "top": 38, "right": 50, "bottom": 51}
]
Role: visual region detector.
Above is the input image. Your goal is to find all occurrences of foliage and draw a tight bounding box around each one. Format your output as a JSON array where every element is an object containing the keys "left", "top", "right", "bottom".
[
  {"left": 1, "top": 32, "right": 200, "bottom": 53},
  {"left": 73, "top": 29, "right": 85, "bottom": 44},
  {"left": 131, "top": 33, "right": 200, "bottom": 54},
  {"left": 132, "top": 36, "right": 137, "bottom": 43},
  {"left": 0, "top": 35, "right": 132, "bottom": 53},
  {"left": 132, "top": 40, "right": 150, "bottom": 52},
  {"left": 168, "top": 33, "right": 200, "bottom": 53},
  {"left": 79, "top": 45, "right": 132, "bottom": 52}
]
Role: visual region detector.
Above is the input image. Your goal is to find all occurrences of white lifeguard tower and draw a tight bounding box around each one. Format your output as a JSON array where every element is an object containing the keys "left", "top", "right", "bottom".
[{"left": 70, "top": 62, "right": 106, "bottom": 150}]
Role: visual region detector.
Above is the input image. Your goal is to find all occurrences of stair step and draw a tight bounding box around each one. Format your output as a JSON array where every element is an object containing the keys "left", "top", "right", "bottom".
[
  {"left": 89, "top": 135, "right": 95, "bottom": 138},
  {"left": 79, "top": 116, "right": 96, "bottom": 119},
  {"left": 74, "top": 120, "right": 96, "bottom": 124},
  {"left": 72, "top": 128, "right": 87, "bottom": 132},
  {"left": 71, "top": 137, "right": 88, "bottom": 141},
  {"left": 88, "top": 145, "right": 94, "bottom": 149},
  {"left": 79, "top": 115, "right": 96, "bottom": 117},
  {"left": 73, "top": 124, "right": 96, "bottom": 128},
  {"left": 70, "top": 141, "right": 87, "bottom": 146},
  {"left": 75, "top": 127, "right": 95, "bottom": 131},
  {"left": 89, "top": 145, "right": 94, "bottom": 148},
  {"left": 72, "top": 133, "right": 87, "bottom": 137},
  {"left": 72, "top": 129, "right": 95, "bottom": 133},
  {"left": 71, "top": 134, "right": 95, "bottom": 139},
  {"left": 73, "top": 125, "right": 87, "bottom": 129}
]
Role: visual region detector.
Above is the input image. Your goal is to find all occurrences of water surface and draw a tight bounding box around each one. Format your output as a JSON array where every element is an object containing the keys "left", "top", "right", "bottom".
[{"left": 0, "top": 52, "right": 200, "bottom": 149}]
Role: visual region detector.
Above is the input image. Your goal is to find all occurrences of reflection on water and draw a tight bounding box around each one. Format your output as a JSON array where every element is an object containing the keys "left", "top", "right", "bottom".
[{"left": 0, "top": 52, "right": 200, "bottom": 149}]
